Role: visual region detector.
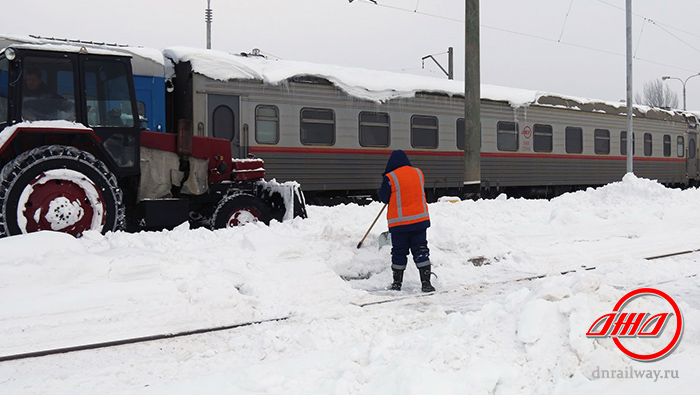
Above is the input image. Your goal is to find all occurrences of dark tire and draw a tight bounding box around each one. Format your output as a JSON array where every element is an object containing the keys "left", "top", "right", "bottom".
[
  {"left": 0, "top": 145, "right": 125, "bottom": 238},
  {"left": 211, "top": 194, "right": 272, "bottom": 229}
]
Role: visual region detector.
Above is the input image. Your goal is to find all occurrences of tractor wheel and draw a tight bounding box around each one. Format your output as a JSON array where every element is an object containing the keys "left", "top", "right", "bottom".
[
  {"left": 0, "top": 145, "right": 125, "bottom": 238},
  {"left": 211, "top": 194, "right": 272, "bottom": 229}
]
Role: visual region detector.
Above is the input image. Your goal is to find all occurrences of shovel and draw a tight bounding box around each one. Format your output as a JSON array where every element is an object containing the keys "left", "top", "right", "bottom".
[
  {"left": 356, "top": 204, "right": 387, "bottom": 249},
  {"left": 377, "top": 231, "right": 391, "bottom": 248}
]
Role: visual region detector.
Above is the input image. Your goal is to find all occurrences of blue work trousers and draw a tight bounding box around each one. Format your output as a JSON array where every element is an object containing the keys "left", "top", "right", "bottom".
[{"left": 391, "top": 230, "right": 430, "bottom": 270}]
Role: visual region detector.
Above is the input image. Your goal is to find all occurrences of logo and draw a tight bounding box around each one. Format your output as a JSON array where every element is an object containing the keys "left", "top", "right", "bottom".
[
  {"left": 522, "top": 126, "right": 532, "bottom": 139},
  {"left": 586, "top": 288, "right": 683, "bottom": 362}
]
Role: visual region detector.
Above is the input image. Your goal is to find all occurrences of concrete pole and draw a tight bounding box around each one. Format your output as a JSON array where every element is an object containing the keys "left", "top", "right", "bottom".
[
  {"left": 626, "top": 0, "right": 634, "bottom": 174},
  {"left": 464, "top": 0, "right": 481, "bottom": 192}
]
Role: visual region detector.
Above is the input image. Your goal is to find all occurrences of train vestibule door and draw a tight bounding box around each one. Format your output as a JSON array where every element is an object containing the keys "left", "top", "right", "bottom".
[
  {"left": 207, "top": 94, "right": 241, "bottom": 158},
  {"left": 687, "top": 132, "right": 699, "bottom": 180}
]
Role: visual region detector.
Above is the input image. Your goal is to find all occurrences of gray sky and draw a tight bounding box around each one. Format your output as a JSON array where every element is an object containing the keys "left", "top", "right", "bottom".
[{"left": 5, "top": 0, "right": 700, "bottom": 109}]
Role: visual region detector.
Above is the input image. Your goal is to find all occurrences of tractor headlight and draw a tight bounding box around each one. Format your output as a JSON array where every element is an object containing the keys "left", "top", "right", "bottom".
[{"left": 4, "top": 48, "right": 16, "bottom": 61}]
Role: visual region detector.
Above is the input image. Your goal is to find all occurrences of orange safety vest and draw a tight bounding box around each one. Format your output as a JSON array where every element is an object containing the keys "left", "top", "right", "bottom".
[{"left": 386, "top": 166, "right": 430, "bottom": 228}]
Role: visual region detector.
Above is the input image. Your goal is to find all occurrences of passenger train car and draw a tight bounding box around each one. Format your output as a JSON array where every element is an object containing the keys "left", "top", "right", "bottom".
[
  {"left": 164, "top": 47, "right": 699, "bottom": 200},
  {"left": 4, "top": 35, "right": 697, "bottom": 202}
]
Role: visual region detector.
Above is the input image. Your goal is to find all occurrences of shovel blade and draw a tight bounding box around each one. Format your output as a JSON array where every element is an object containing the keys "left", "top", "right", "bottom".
[{"left": 378, "top": 231, "right": 391, "bottom": 248}]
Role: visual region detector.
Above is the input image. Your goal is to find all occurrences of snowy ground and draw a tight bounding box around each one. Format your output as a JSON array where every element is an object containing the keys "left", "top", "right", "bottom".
[{"left": 1, "top": 174, "right": 699, "bottom": 394}]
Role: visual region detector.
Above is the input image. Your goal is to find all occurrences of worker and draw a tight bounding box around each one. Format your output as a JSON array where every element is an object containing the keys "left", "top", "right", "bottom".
[{"left": 378, "top": 150, "right": 435, "bottom": 292}]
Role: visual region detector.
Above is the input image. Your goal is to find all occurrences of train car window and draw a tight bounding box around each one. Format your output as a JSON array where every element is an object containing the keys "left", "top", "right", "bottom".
[
  {"left": 456, "top": 118, "right": 465, "bottom": 150},
  {"left": 411, "top": 115, "right": 438, "bottom": 149},
  {"left": 663, "top": 135, "right": 671, "bottom": 157},
  {"left": 690, "top": 138, "right": 697, "bottom": 159},
  {"left": 359, "top": 112, "right": 390, "bottom": 147},
  {"left": 678, "top": 136, "right": 685, "bottom": 157},
  {"left": 644, "top": 133, "right": 653, "bottom": 156},
  {"left": 256, "top": 105, "right": 279, "bottom": 144},
  {"left": 533, "top": 124, "right": 552, "bottom": 152},
  {"left": 136, "top": 101, "right": 148, "bottom": 130},
  {"left": 594, "top": 129, "right": 610, "bottom": 155},
  {"left": 300, "top": 108, "right": 335, "bottom": 145},
  {"left": 212, "top": 105, "right": 235, "bottom": 141},
  {"left": 620, "top": 131, "right": 635, "bottom": 155},
  {"left": 497, "top": 121, "right": 518, "bottom": 151},
  {"left": 565, "top": 127, "right": 583, "bottom": 154},
  {"left": 137, "top": 101, "right": 146, "bottom": 118}
]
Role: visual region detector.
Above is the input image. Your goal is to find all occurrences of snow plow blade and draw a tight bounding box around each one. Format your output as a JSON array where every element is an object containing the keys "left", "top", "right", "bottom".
[{"left": 256, "top": 180, "right": 308, "bottom": 222}]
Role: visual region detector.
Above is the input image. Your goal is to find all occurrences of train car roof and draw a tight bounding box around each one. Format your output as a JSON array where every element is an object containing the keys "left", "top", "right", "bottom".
[
  {"left": 0, "top": 34, "right": 167, "bottom": 78},
  {"left": 165, "top": 46, "right": 694, "bottom": 123}
]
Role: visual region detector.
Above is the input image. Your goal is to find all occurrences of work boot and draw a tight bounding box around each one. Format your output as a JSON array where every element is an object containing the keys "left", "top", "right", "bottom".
[
  {"left": 389, "top": 269, "right": 404, "bottom": 291},
  {"left": 419, "top": 267, "right": 436, "bottom": 293}
]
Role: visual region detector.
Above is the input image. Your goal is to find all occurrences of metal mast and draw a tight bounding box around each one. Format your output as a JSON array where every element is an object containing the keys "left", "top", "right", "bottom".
[
  {"left": 626, "top": 0, "right": 633, "bottom": 174},
  {"left": 206, "top": 0, "right": 213, "bottom": 49}
]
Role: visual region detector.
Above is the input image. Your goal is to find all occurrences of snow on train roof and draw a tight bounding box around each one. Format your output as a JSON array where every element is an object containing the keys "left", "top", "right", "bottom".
[
  {"left": 0, "top": 35, "right": 689, "bottom": 122},
  {"left": 164, "top": 46, "right": 687, "bottom": 122},
  {"left": 164, "top": 46, "right": 536, "bottom": 105}
]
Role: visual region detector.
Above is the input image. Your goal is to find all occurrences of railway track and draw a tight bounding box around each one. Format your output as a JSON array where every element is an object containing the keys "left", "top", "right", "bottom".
[
  {"left": 2, "top": 247, "right": 699, "bottom": 364},
  {"left": 0, "top": 316, "right": 290, "bottom": 363},
  {"left": 354, "top": 247, "right": 700, "bottom": 307}
]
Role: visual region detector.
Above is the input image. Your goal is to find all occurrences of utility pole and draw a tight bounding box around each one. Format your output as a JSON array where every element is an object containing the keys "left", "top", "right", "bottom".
[
  {"left": 206, "top": 0, "right": 213, "bottom": 49},
  {"left": 464, "top": 0, "right": 481, "bottom": 192},
  {"left": 625, "top": 0, "right": 633, "bottom": 174}
]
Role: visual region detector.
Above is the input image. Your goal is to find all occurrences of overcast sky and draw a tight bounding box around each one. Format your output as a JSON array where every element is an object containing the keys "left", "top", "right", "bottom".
[{"left": 5, "top": 0, "right": 700, "bottom": 109}]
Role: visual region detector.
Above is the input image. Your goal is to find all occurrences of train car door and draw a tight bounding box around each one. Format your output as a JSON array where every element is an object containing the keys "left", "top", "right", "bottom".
[
  {"left": 208, "top": 94, "right": 241, "bottom": 158},
  {"left": 688, "top": 132, "right": 699, "bottom": 179}
]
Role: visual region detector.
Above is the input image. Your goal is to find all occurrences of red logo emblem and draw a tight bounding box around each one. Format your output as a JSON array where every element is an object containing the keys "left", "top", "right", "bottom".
[
  {"left": 586, "top": 288, "right": 683, "bottom": 362},
  {"left": 522, "top": 126, "right": 532, "bottom": 139}
]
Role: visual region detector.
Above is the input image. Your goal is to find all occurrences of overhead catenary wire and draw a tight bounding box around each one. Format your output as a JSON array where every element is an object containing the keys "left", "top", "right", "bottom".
[
  {"left": 647, "top": 19, "right": 700, "bottom": 55},
  {"left": 349, "top": 0, "right": 700, "bottom": 75},
  {"left": 558, "top": 0, "right": 576, "bottom": 42},
  {"left": 593, "top": 0, "right": 700, "bottom": 55},
  {"left": 594, "top": 0, "right": 700, "bottom": 40},
  {"left": 634, "top": 18, "right": 647, "bottom": 58}
]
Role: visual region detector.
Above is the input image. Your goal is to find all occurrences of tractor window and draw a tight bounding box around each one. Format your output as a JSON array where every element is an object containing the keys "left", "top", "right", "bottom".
[
  {"left": 21, "top": 57, "right": 76, "bottom": 122},
  {"left": 84, "top": 59, "right": 134, "bottom": 128},
  {"left": 0, "top": 57, "right": 7, "bottom": 125}
]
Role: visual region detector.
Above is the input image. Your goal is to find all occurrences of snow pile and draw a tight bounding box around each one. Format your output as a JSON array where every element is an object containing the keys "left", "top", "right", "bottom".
[{"left": 1, "top": 175, "right": 700, "bottom": 393}]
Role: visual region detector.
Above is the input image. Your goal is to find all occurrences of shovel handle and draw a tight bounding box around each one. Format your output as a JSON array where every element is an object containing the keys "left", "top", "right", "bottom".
[{"left": 357, "top": 204, "right": 387, "bottom": 249}]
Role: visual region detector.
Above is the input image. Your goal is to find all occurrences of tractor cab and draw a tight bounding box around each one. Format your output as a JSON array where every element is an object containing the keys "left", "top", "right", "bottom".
[
  {"left": 1, "top": 46, "right": 140, "bottom": 176},
  {"left": 0, "top": 41, "right": 306, "bottom": 238}
]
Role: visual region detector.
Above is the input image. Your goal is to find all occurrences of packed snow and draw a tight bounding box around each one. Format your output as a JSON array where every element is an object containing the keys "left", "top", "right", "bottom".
[{"left": 1, "top": 174, "right": 700, "bottom": 394}]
